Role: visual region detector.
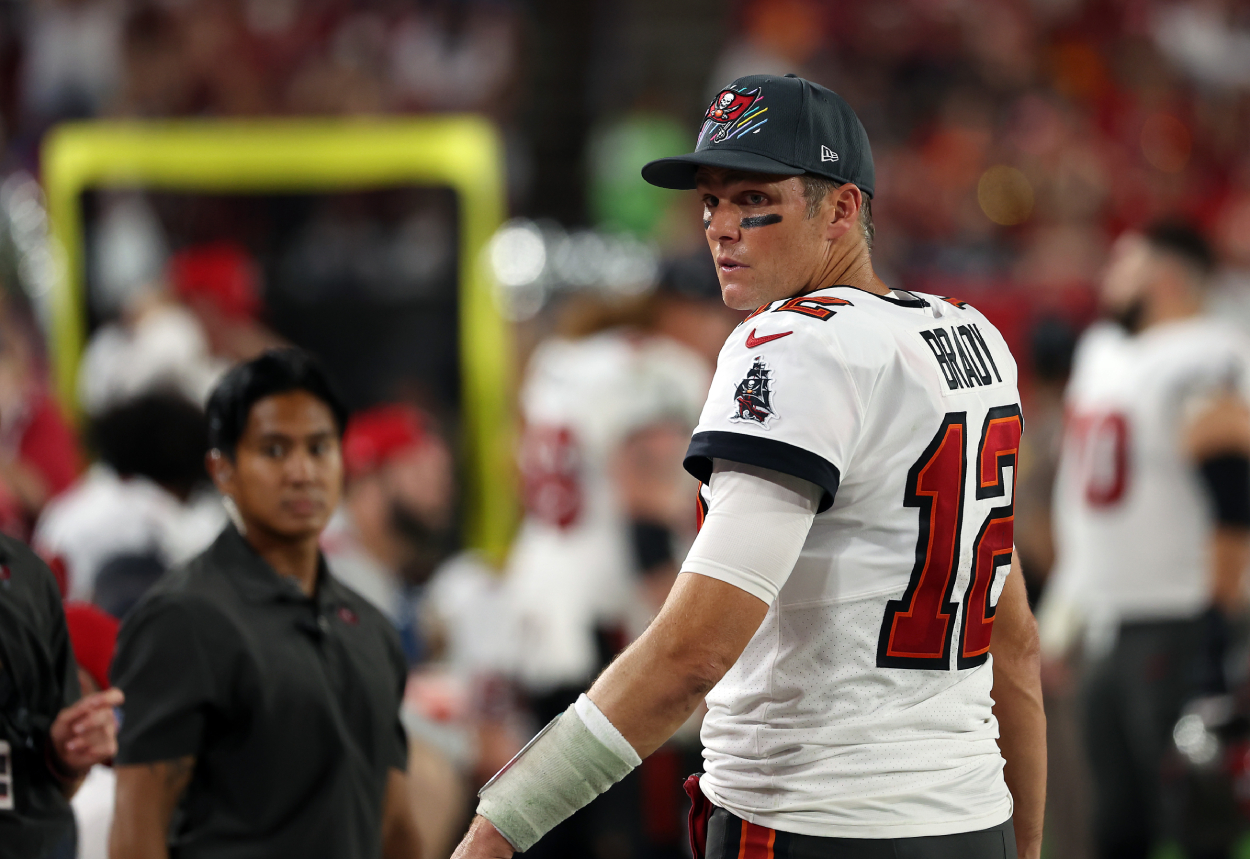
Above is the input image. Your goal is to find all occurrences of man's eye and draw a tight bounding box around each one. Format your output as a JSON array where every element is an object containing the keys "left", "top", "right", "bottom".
[
  {"left": 703, "top": 195, "right": 719, "bottom": 207},
  {"left": 746, "top": 193, "right": 766, "bottom": 205},
  {"left": 310, "top": 441, "right": 329, "bottom": 457},
  {"left": 264, "top": 444, "right": 285, "bottom": 458}
]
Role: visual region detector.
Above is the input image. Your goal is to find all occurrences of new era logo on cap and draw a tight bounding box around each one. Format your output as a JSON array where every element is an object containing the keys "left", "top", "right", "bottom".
[{"left": 821, "top": 145, "right": 838, "bottom": 162}]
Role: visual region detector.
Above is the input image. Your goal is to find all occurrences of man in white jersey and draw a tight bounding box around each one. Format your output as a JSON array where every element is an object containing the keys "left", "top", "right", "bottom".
[
  {"left": 1045, "top": 224, "right": 1250, "bottom": 859},
  {"left": 453, "top": 73, "right": 1045, "bottom": 859}
]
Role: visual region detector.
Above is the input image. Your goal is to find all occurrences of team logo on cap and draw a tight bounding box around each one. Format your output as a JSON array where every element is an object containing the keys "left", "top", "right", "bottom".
[
  {"left": 731, "top": 357, "right": 777, "bottom": 427},
  {"left": 701, "top": 87, "right": 767, "bottom": 145}
]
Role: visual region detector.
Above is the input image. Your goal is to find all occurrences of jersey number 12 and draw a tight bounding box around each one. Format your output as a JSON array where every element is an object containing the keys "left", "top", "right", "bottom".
[{"left": 877, "top": 406, "right": 1022, "bottom": 671}]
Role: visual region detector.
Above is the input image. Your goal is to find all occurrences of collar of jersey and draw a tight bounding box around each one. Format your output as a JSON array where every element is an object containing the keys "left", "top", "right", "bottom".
[
  {"left": 810, "top": 284, "right": 929, "bottom": 308},
  {"left": 213, "top": 525, "right": 348, "bottom": 610}
]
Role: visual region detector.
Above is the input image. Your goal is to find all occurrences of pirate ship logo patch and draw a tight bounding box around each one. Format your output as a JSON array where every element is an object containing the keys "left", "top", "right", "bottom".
[
  {"left": 731, "top": 357, "right": 777, "bottom": 427},
  {"left": 700, "top": 87, "right": 766, "bottom": 145}
]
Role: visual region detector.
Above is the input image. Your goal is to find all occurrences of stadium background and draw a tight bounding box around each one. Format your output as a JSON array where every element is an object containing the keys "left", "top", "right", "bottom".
[{"left": 1, "top": 0, "right": 1249, "bottom": 857}]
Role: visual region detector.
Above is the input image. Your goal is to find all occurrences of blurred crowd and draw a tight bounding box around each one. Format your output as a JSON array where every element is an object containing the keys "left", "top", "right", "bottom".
[{"left": 0, "top": 0, "right": 1249, "bottom": 857}]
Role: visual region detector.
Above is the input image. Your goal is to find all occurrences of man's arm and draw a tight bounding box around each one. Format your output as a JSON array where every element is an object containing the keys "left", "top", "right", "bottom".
[
  {"left": 109, "top": 756, "right": 195, "bottom": 859},
  {"left": 1184, "top": 392, "right": 1250, "bottom": 614},
  {"left": 452, "top": 572, "right": 770, "bottom": 859},
  {"left": 588, "top": 572, "right": 768, "bottom": 754},
  {"left": 990, "top": 554, "right": 1046, "bottom": 859},
  {"left": 382, "top": 767, "right": 423, "bottom": 859},
  {"left": 455, "top": 463, "right": 817, "bottom": 859}
]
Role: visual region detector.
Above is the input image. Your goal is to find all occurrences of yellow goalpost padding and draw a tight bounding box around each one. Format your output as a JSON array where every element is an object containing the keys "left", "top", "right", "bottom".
[{"left": 41, "top": 116, "right": 516, "bottom": 562}]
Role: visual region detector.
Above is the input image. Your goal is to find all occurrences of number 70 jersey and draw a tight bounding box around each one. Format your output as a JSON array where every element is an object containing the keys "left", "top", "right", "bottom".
[
  {"left": 683, "top": 286, "right": 1021, "bottom": 838},
  {"left": 1050, "top": 318, "right": 1250, "bottom": 631}
]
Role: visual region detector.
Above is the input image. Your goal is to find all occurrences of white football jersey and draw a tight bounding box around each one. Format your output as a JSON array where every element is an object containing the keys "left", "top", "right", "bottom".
[
  {"left": 505, "top": 330, "right": 710, "bottom": 692},
  {"left": 1049, "top": 318, "right": 1250, "bottom": 637},
  {"left": 684, "top": 286, "right": 1020, "bottom": 838}
]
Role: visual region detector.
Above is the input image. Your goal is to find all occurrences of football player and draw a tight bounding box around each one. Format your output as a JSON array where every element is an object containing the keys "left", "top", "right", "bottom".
[
  {"left": 453, "top": 73, "right": 1044, "bottom": 859},
  {"left": 1043, "top": 224, "right": 1250, "bottom": 859}
]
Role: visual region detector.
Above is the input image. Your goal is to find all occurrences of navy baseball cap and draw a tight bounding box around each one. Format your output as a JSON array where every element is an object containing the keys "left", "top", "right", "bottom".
[{"left": 641, "top": 73, "right": 875, "bottom": 197}]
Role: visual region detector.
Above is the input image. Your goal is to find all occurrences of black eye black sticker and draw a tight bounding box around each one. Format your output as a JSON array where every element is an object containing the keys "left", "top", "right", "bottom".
[{"left": 740, "top": 214, "right": 782, "bottom": 229}]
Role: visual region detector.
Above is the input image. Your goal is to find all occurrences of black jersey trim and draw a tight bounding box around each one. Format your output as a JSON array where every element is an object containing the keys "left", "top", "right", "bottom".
[
  {"left": 814, "top": 284, "right": 929, "bottom": 308},
  {"left": 684, "top": 431, "right": 840, "bottom": 513}
]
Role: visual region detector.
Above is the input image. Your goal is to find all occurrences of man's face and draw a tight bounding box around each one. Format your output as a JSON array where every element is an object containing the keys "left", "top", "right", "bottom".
[
  {"left": 1100, "top": 233, "right": 1154, "bottom": 331},
  {"left": 384, "top": 437, "right": 454, "bottom": 532},
  {"left": 696, "top": 169, "right": 830, "bottom": 311},
  {"left": 380, "top": 437, "right": 456, "bottom": 583},
  {"left": 216, "top": 391, "right": 343, "bottom": 542}
]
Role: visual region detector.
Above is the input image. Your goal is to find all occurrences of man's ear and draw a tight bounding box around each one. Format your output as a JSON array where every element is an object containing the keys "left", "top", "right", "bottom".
[
  {"left": 823, "top": 183, "right": 863, "bottom": 242},
  {"left": 206, "top": 449, "right": 235, "bottom": 497}
]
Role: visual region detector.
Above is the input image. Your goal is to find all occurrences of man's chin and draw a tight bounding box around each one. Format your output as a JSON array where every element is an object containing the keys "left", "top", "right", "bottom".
[{"left": 719, "top": 279, "right": 763, "bottom": 312}]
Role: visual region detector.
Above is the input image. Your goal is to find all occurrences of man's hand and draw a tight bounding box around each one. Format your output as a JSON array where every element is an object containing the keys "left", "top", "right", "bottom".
[
  {"left": 50, "top": 687, "right": 124, "bottom": 774},
  {"left": 450, "top": 816, "right": 514, "bottom": 859}
]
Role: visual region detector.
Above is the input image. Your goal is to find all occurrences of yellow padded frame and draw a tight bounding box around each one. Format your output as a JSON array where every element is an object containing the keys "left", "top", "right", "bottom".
[{"left": 41, "top": 117, "right": 515, "bottom": 561}]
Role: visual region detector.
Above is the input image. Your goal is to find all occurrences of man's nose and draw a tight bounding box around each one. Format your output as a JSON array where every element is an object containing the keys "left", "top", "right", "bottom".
[
  {"left": 707, "top": 207, "right": 740, "bottom": 243},
  {"left": 286, "top": 449, "right": 316, "bottom": 482}
]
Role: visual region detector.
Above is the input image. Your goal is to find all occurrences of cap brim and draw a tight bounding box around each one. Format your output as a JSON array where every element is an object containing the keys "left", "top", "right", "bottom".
[{"left": 641, "top": 149, "right": 806, "bottom": 190}]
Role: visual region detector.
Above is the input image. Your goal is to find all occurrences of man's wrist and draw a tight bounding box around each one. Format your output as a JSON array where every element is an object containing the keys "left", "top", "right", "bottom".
[
  {"left": 44, "top": 740, "right": 82, "bottom": 784},
  {"left": 476, "top": 696, "right": 640, "bottom": 852},
  {"left": 471, "top": 816, "right": 516, "bottom": 854}
]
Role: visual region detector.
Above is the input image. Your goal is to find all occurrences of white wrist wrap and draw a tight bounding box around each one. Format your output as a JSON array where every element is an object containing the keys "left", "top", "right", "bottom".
[{"left": 477, "top": 694, "right": 641, "bottom": 852}]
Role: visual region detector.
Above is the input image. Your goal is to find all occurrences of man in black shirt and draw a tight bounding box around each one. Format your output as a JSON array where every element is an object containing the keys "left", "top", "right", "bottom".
[
  {"left": 0, "top": 535, "right": 123, "bottom": 859},
  {"left": 109, "top": 348, "right": 422, "bottom": 859}
]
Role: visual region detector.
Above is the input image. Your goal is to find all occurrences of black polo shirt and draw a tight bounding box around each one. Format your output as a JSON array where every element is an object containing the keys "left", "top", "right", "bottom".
[
  {"left": 111, "top": 526, "right": 408, "bottom": 859},
  {"left": 0, "top": 534, "right": 81, "bottom": 859}
]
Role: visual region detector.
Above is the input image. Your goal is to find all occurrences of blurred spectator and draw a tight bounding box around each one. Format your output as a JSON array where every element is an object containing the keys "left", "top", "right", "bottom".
[
  {"left": 79, "top": 195, "right": 284, "bottom": 416},
  {"left": 323, "top": 403, "right": 456, "bottom": 663},
  {"left": 168, "top": 241, "right": 281, "bottom": 364},
  {"left": 78, "top": 196, "right": 222, "bottom": 414},
  {"left": 0, "top": 292, "right": 80, "bottom": 538},
  {"left": 1014, "top": 316, "right": 1077, "bottom": 602},
  {"left": 20, "top": 0, "right": 123, "bottom": 126},
  {"left": 34, "top": 391, "right": 223, "bottom": 606},
  {"left": 63, "top": 603, "right": 121, "bottom": 859}
]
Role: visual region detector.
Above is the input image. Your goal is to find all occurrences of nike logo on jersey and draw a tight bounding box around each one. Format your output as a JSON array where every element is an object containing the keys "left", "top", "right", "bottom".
[
  {"left": 919, "top": 323, "right": 1003, "bottom": 393},
  {"left": 744, "top": 328, "right": 793, "bottom": 348}
]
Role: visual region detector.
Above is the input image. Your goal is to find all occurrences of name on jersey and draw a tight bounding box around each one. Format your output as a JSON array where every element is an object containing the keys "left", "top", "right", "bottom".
[{"left": 919, "top": 323, "right": 1003, "bottom": 394}]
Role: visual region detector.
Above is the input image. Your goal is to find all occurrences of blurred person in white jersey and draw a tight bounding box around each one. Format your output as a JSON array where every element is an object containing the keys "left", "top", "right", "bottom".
[
  {"left": 454, "top": 73, "right": 1044, "bottom": 859},
  {"left": 1043, "top": 223, "right": 1250, "bottom": 859},
  {"left": 504, "top": 279, "right": 718, "bottom": 722}
]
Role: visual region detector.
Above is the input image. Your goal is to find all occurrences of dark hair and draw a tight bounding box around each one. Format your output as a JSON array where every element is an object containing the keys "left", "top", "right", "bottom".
[
  {"left": 1144, "top": 222, "right": 1216, "bottom": 279},
  {"left": 91, "top": 391, "right": 208, "bottom": 499},
  {"left": 206, "top": 347, "right": 348, "bottom": 458},
  {"left": 799, "top": 175, "right": 874, "bottom": 252},
  {"left": 1029, "top": 317, "right": 1077, "bottom": 384}
]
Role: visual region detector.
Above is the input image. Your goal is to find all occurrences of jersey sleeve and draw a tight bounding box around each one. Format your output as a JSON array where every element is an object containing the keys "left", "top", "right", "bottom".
[
  {"left": 680, "top": 461, "right": 822, "bottom": 604},
  {"left": 684, "top": 323, "right": 865, "bottom": 512},
  {"left": 111, "top": 596, "right": 219, "bottom": 764}
]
